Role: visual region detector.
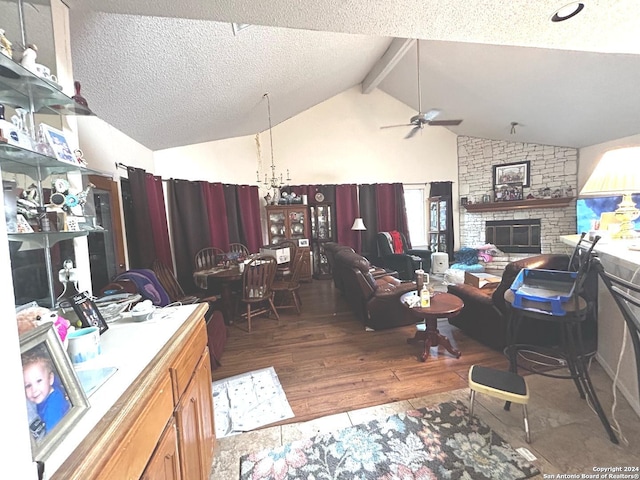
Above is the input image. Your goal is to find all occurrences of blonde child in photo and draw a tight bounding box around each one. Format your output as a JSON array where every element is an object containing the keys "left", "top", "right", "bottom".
[{"left": 22, "top": 347, "right": 70, "bottom": 435}]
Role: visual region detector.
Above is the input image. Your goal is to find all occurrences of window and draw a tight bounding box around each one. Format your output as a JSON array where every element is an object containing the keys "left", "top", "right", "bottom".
[{"left": 404, "top": 186, "right": 428, "bottom": 248}]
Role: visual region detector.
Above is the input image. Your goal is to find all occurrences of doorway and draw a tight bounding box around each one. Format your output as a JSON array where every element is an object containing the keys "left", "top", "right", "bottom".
[{"left": 88, "top": 175, "right": 126, "bottom": 292}]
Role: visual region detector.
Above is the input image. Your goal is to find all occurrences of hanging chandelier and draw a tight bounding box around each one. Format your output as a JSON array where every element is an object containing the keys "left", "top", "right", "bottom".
[{"left": 256, "top": 93, "right": 291, "bottom": 189}]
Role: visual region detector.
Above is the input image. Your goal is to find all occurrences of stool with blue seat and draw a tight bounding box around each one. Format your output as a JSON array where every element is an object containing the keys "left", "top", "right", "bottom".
[{"left": 468, "top": 364, "right": 531, "bottom": 442}]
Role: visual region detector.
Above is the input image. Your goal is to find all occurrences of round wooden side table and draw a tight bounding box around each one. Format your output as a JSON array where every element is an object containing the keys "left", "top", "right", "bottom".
[{"left": 400, "top": 291, "right": 464, "bottom": 362}]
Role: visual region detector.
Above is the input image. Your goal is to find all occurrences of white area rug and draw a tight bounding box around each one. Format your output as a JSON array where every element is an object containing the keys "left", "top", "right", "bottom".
[{"left": 212, "top": 366, "right": 294, "bottom": 438}]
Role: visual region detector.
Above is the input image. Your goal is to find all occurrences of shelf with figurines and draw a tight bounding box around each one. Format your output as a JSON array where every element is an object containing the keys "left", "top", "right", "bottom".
[{"left": 0, "top": 43, "right": 94, "bottom": 116}]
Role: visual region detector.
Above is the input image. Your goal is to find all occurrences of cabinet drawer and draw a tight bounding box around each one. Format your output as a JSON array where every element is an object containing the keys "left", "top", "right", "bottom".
[
  {"left": 170, "top": 319, "right": 207, "bottom": 403},
  {"left": 97, "top": 372, "right": 173, "bottom": 480}
]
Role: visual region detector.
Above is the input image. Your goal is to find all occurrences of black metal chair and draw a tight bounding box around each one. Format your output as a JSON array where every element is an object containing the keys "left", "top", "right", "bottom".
[
  {"left": 593, "top": 257, "right": 640, "bottom": 403},
  {"left": 503, "top": 237, "right": 618, "bottom": 444}
]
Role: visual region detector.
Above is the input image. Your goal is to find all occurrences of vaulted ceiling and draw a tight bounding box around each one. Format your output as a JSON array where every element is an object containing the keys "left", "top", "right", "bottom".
[{"left": 64, "top": 1, "right": 640, "bottom": 151}]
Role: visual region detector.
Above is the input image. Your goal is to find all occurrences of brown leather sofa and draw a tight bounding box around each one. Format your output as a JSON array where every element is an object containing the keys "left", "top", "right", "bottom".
[
  {"left": 447, "top": 254, "right": 571, "bottom": 351},
  {"left": 332, "top": 247, "right": 417, "bottom": 330}
]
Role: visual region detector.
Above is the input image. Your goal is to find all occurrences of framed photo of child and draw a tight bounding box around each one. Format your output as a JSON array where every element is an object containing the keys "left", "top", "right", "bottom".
[{"left": 20, "top": 323, "right": 89, "bottom": 461}]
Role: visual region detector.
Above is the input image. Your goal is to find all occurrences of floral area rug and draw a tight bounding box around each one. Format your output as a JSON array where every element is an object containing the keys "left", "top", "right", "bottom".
[{"left": 240, "top": 400, "right": 539, "bottom": 480}]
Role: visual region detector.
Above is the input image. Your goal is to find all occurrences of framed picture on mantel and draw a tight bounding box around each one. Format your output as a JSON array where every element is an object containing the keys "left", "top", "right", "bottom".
[{"left": 493, "top": 160, "right": 530, "bottom": 188}]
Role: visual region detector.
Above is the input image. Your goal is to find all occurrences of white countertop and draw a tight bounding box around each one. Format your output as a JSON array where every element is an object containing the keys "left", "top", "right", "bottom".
[
  {"left": 560, "top": 234, "right": 640, "bottom": 274},
  {"left": 46, "top": 303, "right": 199, "bottom": 477}
]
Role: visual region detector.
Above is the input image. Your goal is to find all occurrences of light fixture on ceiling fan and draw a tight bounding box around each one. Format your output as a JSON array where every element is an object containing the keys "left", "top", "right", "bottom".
[{"left": 380, "top": 40, "right": 463, "bottom": 139}]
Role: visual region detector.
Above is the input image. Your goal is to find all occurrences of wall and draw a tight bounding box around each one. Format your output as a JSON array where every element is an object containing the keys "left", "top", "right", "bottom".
[
  {"left": 154, "top": 87, "right": 461, "bottom": 248},
  {"left": 457, "top": 136, "right": 578, "bottom": 255}
]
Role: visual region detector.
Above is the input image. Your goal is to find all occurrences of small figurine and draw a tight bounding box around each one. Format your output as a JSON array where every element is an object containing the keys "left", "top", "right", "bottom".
[
  {"left": 72, "top": 81, "right": 89, "bottom": 108},
  {"left": 20, "top": 43, "right": 38, "bottom": 73},
  {"left": 0, "top": 29, "right": 12, "bottom": 58}
]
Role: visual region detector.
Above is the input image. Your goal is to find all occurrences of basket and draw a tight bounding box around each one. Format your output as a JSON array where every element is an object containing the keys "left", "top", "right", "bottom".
[{"left": 509, "top": 269, "right": 577, "bottom": 315}]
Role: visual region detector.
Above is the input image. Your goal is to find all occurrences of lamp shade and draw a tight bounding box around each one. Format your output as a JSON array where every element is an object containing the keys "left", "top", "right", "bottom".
[
  {"left": 580, "top": 146, "right": 640, "bottom": 197},
  {"left": 351, "top": 218, "right": 367, "bottom": 231}
]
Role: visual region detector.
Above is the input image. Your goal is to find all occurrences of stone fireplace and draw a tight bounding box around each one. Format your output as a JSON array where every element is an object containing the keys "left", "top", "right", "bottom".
[
  {"left": 485, "top": 219, "right": 541, "bottom": 254},
  {"left": 457, "top": 136, "right": 578, "bottom": 271}
]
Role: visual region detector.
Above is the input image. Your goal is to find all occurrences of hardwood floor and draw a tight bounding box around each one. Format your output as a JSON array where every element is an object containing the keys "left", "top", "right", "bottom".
[{"left": 210, "top": 278, "right": 508, "bottom": 425}]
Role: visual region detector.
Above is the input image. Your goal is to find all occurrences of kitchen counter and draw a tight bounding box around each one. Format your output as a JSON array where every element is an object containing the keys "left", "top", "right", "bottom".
[{"left": 46, "top": 303, "right": 202, "bottom": 477}]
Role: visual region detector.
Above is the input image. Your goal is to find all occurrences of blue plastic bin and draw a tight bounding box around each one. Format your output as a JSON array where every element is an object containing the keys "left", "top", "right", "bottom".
[{"left": 509, "top": 269, "right": 577, "bottom": 315}]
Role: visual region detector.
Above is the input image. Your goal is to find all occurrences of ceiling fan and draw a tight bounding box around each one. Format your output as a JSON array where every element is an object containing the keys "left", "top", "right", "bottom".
[{"left": 381, "top": 40, "right": 463, "bottom": 139}]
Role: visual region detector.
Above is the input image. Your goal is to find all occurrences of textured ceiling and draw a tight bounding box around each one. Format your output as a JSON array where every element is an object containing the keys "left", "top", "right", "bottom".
[{"left": 64, "top": 1, "right": 640, "bottom": 150}]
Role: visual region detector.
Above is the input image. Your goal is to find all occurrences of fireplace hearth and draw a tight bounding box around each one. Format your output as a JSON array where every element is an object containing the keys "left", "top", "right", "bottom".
[{"left": 485, "top": 219, "right": 541, "bottom": 254}]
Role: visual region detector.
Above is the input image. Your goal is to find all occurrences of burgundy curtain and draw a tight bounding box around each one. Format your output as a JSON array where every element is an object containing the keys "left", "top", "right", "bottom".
[
  {"left": 201, "top": 182, "right": 229, "bottom": 251},
  {"left": 335, "top": 184, "right": 359, "bottom": 251},
  {"left": 168, "top": 179, "right": 211, "bottom": 292},
  {"left": 376, "top": 183, "right": 410, "bottom": 247},
  {"left": 223, "top": 184, "right": 241, "bottom": 244},
  {"left": 145, "top": 174, "right": 172, "bottom": 267},
  {"left": 236, "top": 185, "right": 262, "bottom": 253},
  {"left": 126, "top": 167, "right": 155, "bottom": 268},
  {"left": 358, "top": 184, "right": 378, "bottom": 256}
]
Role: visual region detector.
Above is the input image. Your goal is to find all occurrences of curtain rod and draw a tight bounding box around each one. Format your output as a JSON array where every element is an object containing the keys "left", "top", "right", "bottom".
[{"left": 403, "top": 181, "right": 455, "bottom": 186}]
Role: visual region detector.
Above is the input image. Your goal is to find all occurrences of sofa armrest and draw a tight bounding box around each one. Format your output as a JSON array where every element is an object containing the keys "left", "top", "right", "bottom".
[{"left": 447, "top": 283, "right": 495, "bottom": 306}]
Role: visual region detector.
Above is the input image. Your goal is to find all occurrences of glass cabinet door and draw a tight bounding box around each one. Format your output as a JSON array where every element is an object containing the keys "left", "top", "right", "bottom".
[
  {"left": 288, "top": 209, "right": 306, "bottom": 240},
  {"left": 268, "top": 211, "right": 286, "bottom": 244},
  {"left": 316, "top": 205, "right": 332, "bottom": 240}
]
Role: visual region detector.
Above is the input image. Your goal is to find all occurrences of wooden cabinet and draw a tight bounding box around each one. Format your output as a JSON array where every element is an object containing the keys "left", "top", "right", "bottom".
[
  {"left": 266, "top": 205, "right": 310, "bottom": 244},
  {"left": 266, "top": 205, "right": 312, "bottom": 281},
  {"left": 310, "top": 204, "right": 333, "bottom": 279},
  {"left": 52, "top": 304, "right": 216, "bottom": 480},
  {"left": 142, "top": 419, "right": 181, "bottom": 480},
  {"left": 175, "top": 349, "right": 215, "bottom": 480}
]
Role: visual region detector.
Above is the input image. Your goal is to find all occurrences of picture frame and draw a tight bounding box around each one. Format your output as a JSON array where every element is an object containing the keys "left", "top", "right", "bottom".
[
  {"left": 20, "top": 322, "right": 89, "bottom": 462},
  {"left": 59, "top": 291, "right": 109, "bottom": 334},
  {"left": 493, "top": 160, "right": 530, "bottom": 188},
  {"left": 298, "top": 238, "right": 309, "bottom": 247},
  {"left": 40, "top": 124, "right": 79, "bottom": 166},
  {"left": 494, "top": 182, "right": 524, "bottom": 202}
]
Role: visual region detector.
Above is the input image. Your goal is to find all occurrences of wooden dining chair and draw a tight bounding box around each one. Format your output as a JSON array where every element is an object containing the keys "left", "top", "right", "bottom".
[
  {"left": 275, "top": 239, "right": 298, "bottom": 280},
  {"left": 229, "top": 243, "right": 250, "bottom": 258},
  {"left": 239, "top": 254, "right": 279, "bottom": 332},
  {"left": 152, "top": 259, "right": 219, "bottom": 305},
  {"left": 272, "top": 249, "right": 305, "bottom": 314},
  {"left": 195, "top": 247, "right": 226, "bottom": 271}
]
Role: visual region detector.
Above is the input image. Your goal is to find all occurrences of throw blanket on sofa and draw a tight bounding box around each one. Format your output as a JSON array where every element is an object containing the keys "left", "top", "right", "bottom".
[{"left": 389, "top": 230, "right": 404, "bottom": 253}]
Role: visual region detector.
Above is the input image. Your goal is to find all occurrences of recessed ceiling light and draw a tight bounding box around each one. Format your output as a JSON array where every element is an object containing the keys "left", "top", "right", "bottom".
[{"left": 551, "top": 2, "right": 585, "bottom": 22}]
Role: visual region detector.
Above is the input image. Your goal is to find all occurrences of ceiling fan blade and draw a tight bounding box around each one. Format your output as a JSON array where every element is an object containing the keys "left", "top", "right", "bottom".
[
  {"left": 380, "top": 124, "right": 413, "bottom": 129},
  {"left": 429, "top": 119, "right": 463, "bottom": 126},
  {"left": 405, "top": 126, "right": 421, "bottom": 139}
]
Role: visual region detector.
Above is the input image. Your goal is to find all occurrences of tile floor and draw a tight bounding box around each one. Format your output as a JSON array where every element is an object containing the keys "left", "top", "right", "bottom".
[{"left": 210, "top": 362, "right": 640, "bottom": 479}]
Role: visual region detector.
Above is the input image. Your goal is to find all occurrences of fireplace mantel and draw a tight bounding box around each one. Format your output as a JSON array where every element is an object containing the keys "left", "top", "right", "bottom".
[{"left": 463, "top": 197, "right": 575, "bottom": 213}]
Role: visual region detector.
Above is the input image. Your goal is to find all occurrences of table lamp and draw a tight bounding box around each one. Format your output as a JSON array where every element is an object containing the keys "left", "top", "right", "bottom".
[{"left": 579, "top": 146, "right": 640, "bottom": 239}]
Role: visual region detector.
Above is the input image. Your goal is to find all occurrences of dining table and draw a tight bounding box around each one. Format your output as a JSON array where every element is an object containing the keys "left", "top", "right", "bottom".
[{"left": 193, "top": 265, "right": 243, "bottom": 323}]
